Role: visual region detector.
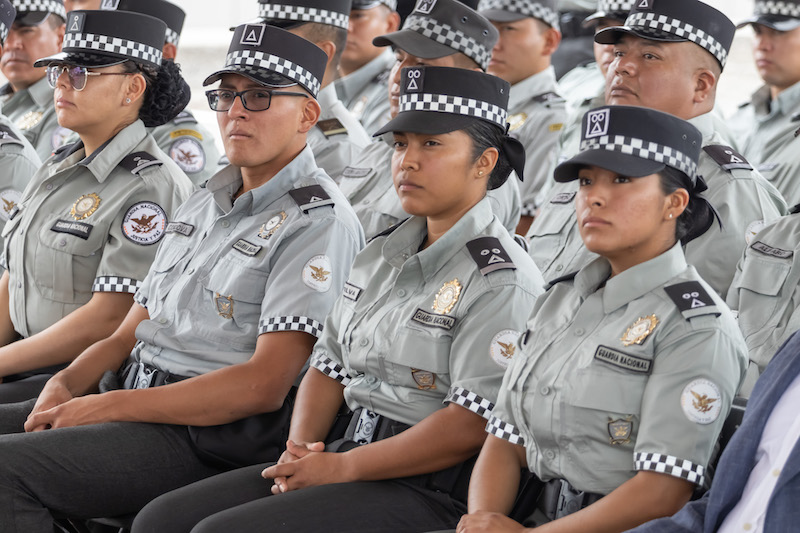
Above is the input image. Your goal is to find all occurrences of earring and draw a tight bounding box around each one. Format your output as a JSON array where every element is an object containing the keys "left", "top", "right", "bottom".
[
  {"left": 478, "top": 171, "right": 485, "bottom": 176},
  {"left": 669, "top": 213, "right": 674, "bottom": 219},
  {"left": 125, "top": 98, "right": 131, "bottom": 104}
]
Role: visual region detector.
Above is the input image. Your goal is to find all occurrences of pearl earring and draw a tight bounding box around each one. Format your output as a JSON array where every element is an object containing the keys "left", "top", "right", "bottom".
[
  {"left": 479, "top": 171, "right": 484, "bottom": 176},
  {"left": 125, "top": 98, "right": 131, "bottom": 104},
  {"left": 669, "top": 213, "right": 674, "bottom": 219}
]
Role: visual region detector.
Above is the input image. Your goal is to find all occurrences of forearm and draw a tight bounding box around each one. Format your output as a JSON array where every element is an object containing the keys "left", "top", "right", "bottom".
[
  {"left": 0, "top": 271, "right": 18, "bottom": 347},
  {"left": 468, "top": 435, "right": 527, "bottom": 515},
  {"left": 288, "top": 367, "right": 345, "bottom": 444}
]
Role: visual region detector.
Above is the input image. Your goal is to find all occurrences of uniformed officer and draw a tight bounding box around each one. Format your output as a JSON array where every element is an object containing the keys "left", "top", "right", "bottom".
[
  {"left": 456, "top": 105, "right": 747, "bottom": 533},
  {"left": 132, "top": 66, "right": 543, "bottom": 533},
  {"left": 257, "top": 0, "right": 371, "bottom": 181},
  {"left": 0, "top": 23, "right": 364, "bottom": 531},
  {"left": 479, "top": 0, "right": 566, "bottom": 235},
  {"left": 551, "top": 0, "right": 596, "bottom": 78},
  {"left": 0, "top": 9, "right": 196, "bottom": 403},
  {"left": 728, "top": 1, "right": 800, "bottom": 204},
  {"left": 527, "top": 0, "right": 787, "bottom": 300},
  {"left": 100, "top": 0, "right": 223, "bottom": 187},
  {"left": 0, "top": 0, "right": 69, "bottom": 161},
  {"left": 335, "top": 0, "right": 400, "bottom": 135},
  {"left": 339, "top": 0, "right": 522, "bottom": 239}
]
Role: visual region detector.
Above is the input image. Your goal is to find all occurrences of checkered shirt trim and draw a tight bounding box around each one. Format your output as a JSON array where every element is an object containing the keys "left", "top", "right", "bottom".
[
  {"left": 446, "top": 386, "right": 495, "bottom": 420},
  {"left": 404, "top": 15, "right": 492, "bottom": 71},
  {"left": 479, "top": 0, "right": 560, "bottom": 29},
  {"left": 16, "top": 0, "right": 66, "bottom": 18},
  {"left": 259, "top": 316, "right": 324, "bottom": 338},
  {"left": 259, "top": 4, "right": 349, "bottom": 29},
  {"left": 133, "top": 291, "right": 148, "bottom": 308},
  {"left": 521, "top": 202, "right": 536, "bottom": 218},
  {"left": 63, "top": 33, "right": 163, "bottom": 66},
  {"left": 165, "top": 27, "right": 180, "bottom": 47},
  {"left": 634, "top": 452, "right": 705, "bottom": 485},
  {"left": 400, "top": 93, "right": 508, "bottom": 129},
  {"left": 598, "top": 0, "right": 635, "bottom": 14},
  {"left": 755, "top": 1, "right": 800, "bottom": 18},
  {"left": 92, "top": 276, "right": 141, "bottom": 294},
  {"left": 580, "top": 134, "right": 697, "bottom": 179},
  {"left": 310, "top": 352, "right": 353, "bottom": 385},
  {"left": 486, "top": 413, "right": 525, "bottom": 445},
  {"left": 625, "top": 12, "right": 728, "bottom": 67},
  {"left": 226, "top": 49, "right": 321, "bottom": 97}
]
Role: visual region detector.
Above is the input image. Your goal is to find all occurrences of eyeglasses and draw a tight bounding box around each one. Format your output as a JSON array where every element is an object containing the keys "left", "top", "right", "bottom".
[
  {"left": 205, "top": 88, "right": 309, "bottom": 112},
  {"left": 46, "top": 64, "right": 136, "bottom": 91}
]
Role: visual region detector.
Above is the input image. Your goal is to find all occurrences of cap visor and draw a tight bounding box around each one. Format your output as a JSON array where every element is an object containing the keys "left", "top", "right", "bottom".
[
  {"left": 553, "top": 149, "right": 666, "bottom": 182},
  {"left": 736, "top": 16, "right": 800, "bottom": 31},
  {"left": 203, "top": 67, "right": 298, "bottom": 89},
  {"left": 374, "top": 110, "right": 476, "bottom": 137},
  {"left": 373, "top": 30, "right": 456, "bottom": 59},
  {"left": 595, "top": 25, "right": 687, "bottom": 45},
  {"left": 16, "top": 12, "right": 50, "bottom": 26},
  {"left": 480, "top": 9, "right": 529, "bottom": 22},
  {"left": 582, "top": 12, "right": 627, "bottom": 28},
  {"left": 33, "top": 52, "right": 129, "bottom": 69}
]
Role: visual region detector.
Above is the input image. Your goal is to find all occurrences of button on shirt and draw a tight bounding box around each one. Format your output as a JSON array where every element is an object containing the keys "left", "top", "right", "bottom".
[
  {"left": 335, "top": 49, "right": 393, "bottom": 136},
  {"left": 309, "top": 197, "right": 543, "bottom": 426},
  {"left": 133, "top": 145, "right": 365, "bottom": 377},
  {"left": 1, "top": 77, "right": 70, "bottom": 161}
]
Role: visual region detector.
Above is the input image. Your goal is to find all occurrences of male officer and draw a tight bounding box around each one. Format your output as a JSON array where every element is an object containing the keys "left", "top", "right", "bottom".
[
  {"left": 728, "top": 1, "right": 800, "bottom": 205},
  {"left": 479, "top": 0, "right": 565, "bottom": 235},
  {"left": 335, "top": 0, "right": 400, "bottom": 135}
]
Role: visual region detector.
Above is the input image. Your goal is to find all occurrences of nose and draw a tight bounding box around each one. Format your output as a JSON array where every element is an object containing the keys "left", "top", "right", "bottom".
[{"left": 226, "top": 93, "right": 248, "bottom": 119}]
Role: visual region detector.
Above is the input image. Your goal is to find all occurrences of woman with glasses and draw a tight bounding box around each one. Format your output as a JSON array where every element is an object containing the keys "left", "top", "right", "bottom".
[{"left": 0, "top": 9, "right": 194, "bottom": 403}]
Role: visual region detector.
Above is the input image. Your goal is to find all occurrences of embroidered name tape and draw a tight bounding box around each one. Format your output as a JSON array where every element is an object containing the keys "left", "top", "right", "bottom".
[
  {"left": 751, "top": 241, "right": 793, "bottom": 259},
  {"left": 412, "top": 308, "right": 456, "bottom": 330},
  {"left": 343, "top": 282, "right": 363, "bottom": 302},
  {"left": 166, "top": 222, "right": 195, "bottom": 237},
  {"left": 51, "top": 219, "right": 93, "bottom": 240},
  {"left": 595, "top": 345, "right": 652, "bottom": 374},
  {"left": 233, "top": 239, "right": 262, "bottom": 256}
]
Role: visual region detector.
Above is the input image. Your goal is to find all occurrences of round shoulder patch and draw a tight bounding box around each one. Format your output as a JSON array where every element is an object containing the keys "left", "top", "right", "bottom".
[
  {"left": 745, "top": 220, "right": 765, "bottom": 245},
  {"left": 680, "top": 379, "right": 722, "bottom": 425},
  {"left": 490, "top": 330, "right": 521, "bottom": 368},
  {"left": 0, "top": 189, "right": 21, "bottom": 222},
  {"left": 121, "top": 202, "right": 167, "bottom": 245},
  {"left": 170, "top": 137, "right": 206, "bottom": 174},
  {"left": 302, "top": 255, "right": 333, "bottom": 292}
]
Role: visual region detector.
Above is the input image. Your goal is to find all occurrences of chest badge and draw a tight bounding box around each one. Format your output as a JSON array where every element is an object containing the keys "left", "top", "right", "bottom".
[
  {"left": 621, "top": 315, "right": 658, "bottom": 346},
  {"left": 258, "top": 211, "right": 287, "bottom": 240},
  {"left": 508, "top": 112, "right": 528, "bottom": 132},
  {"left": 433, "top": 279, "right": 461, "bottom": 314},
  {"left": 608, "top": 416, "right": 633, "bottom": 445},
  {"left": 71, "top": 193, "right": 101, "bottom": 220},
  {"left": 215, "top": 293, "right": 234, "bottom": 319},
  {"left": 411, "top": 368, "right": 436, "bottom": 390},
  {"left": 16, "top": 110, "right": 44, "bottom": 130}
]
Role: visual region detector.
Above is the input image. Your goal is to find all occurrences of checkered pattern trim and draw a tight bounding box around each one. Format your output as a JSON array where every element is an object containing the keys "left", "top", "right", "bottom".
[
  {"left": 521, "top": 202, "right": 536, "bottom": 218},
  {"left": 0, "top": 23, "right": 7, "bottom": 44},
  {"left": 15, "top": 0, "right": 66, "bottom": 18},
  {"left": 598, "top": 0, "right": 635, "bottom": 15},
  {"left": 404, "top": 15, "right": 492, "bottom": 71},
  {"left": 259, "top": 4, "right": 349, "bottom": 29},
  {"left": 479, "top": 0, "right": 560, "bottom": 29},
  {"left": 310, "top": 352, "right": 353, "bottom": 385},
  {"left": 634, "top": 452, "right": 705, "bottom": 485},
  {"left": 580, "top": 134, "right": 697, "bottom": 179},
  {"left": 259, "top": 316, "right": 323, "bottom": 337},
  {"left": 625, "top": 11, "right": 728, "bottom": 67},
  {"left": 226, "top": 49, "right": 321, "bottom": 97},
  {"left": 446, "top": 387, "right": 495, "bottom": 420},
  {"left": 134, "top": 291, "right": 148, "bottom": 309},
  {"left": 486, "top": 414, "right": 525, "bottom": 445},
  {"left": 92, "top": 276, "right": 140, "bottom": 294},
  {"left": 165, "top": 27, "right": 180, "bottom": 47},
  {"left": 400, "top": 93, "right": 508, "bottom": 129},
  {"left": 63, "top": 32, "right": 163, "bottom": 66},
  {"left": 755, "top": 1, "right": 800, "bottom": 18}
]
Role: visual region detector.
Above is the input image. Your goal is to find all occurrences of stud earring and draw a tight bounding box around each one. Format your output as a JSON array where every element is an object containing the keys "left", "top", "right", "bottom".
[
  {"left": 125, "top": 98, "right": 131, "bottom": 104},
  {"left": 478, "top": 171, "right": 484, "bottom": 176},
  {"left": 669, "top": 213, "right": 674, "bottom": 219}
]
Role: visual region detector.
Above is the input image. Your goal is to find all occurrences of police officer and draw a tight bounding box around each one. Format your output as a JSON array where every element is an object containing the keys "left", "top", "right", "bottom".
[
  {"left": 339, "top": 0, "right": 522, "bottom": 239},
  {"left": 0, "top": 9, "right": 195, "bottom": 403},
  {"left": 527, "top": 0, "right": 787, "bottom": 300},
  {"left": 132, "top": 65, "right": 543, "bottom": 533},
  {"left": 456, "top": 105, "right": 746, "bottom": 532},
  {"left": 0, "top": 23, "right": 364, "bottom": 531},
  {"left": 728, "top": 1, "right": 800, "bottom": 204},
  {"left": 335, "top": 0, "right": 400, "bottom": 135},
  {"left": 0, "top": 0, "right": 69, "bottom": 161},
  {"left": 479, "top": 0, "right": 566, "bottom": 235}
]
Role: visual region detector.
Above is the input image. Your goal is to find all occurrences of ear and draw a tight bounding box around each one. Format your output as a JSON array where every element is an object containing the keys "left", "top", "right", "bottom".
[
  {"left": 693, "top": 68, "right": 716, "bottom": 105},
  {"left": 55, "top": 23, "right": 66, "bottom": 48},
  {"left": 124, "top": 72, "right": 148, "bottom": 106},
  {"left": 316, "top": 39, "right": 337, "bottom": 63},
  {"left": 666, "top": 187, "right": 690, "bottom": 220},
  {"left": 162, "top": 43, "right": 178, "bottom": 61},
  {"left": 298, "top": 96, "right": 322, "bottom": 134},
  {"left": 386, "top": 11, "right": 401, "bottom": 33},
  {"left": 543, "top": 27, "right": 562, "bottom": 56},
  {"left": 475, "top": 147, "right": 500, "bottom": 181}
]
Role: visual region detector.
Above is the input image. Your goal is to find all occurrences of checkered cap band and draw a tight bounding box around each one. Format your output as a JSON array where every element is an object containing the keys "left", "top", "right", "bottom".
[
  {"left": 580, "top": 134, "right": 698, "bottom": 179},
  {"left": 446, "top": 387, "right": 495, "bottom": 420},
  {"left": 259, "top": 4, "right": 349, "bottom": 29},
  {"left": 0, "top": 24, "right": 7, "bottom": 43},
  {"left": 479, "top": 0, "right": 560, "bottom": 29},
  {"left": 15, "top": 0, "right": 66, "bottom": 18},
  {"left": 93, "top": 276, "right": 141, "bottom": 294},
  {"left": 625, "top": 11, "right": 728, "bottom": 67},
  {"left": 226, "top": 49, "right": 321, "bottom": 97},
  {"left": 400, "top": 93, "right": 508, "bottom": 129},
  {"left": 755, "top": 1, "right": 800, "bottom": 18},
  {"left": 597, "top": 0, "right": 635, "bottom": 14},
  {"left": 634, "top": 452, "right": 705, "bottom": 485},
  {"left": 404, "top": 15, "right": 492, "bottom": 71},
  {"left": 486, "top": 414, "right": 525, "bottom": 445},
  {"left": 165, "top": 27, "right": 179, "bottom": 46},
  {"left": 521, "top": 201, "right": 536, "bottom": 218},
  {"left": 134, "top": 290, "right": 148, "bottom": 308},
  {"left": 64, "top": 32, "right": 163, "bottom": 66},
  {"left": 259, "top": 316, "right": 323, "bottom": 338},
  {"left": 310, "top": 352, "right": 353, "bottom": 385}
]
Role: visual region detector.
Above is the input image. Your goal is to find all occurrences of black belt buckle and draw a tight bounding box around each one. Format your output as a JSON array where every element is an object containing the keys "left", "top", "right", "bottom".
[
  {"left": 555, "top": 479, "right": 587, "bottom": 520},
  {"left": 344, "top": 408, "right": 381, "bottom": 444}
]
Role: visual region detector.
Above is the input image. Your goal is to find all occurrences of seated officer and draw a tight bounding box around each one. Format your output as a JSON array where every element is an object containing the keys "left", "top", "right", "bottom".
[{"left": 0, "top": 24, "right": 364, "bottom": 531}]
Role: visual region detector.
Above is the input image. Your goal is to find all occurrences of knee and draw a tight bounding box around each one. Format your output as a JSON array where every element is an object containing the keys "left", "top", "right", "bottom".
[{"left": 132, "top": 493, "right": 187, "bottom": 533}]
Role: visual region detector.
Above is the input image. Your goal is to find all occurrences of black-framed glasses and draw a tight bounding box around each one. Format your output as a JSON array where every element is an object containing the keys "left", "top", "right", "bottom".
[
  {"left": 205, "top": 88, "right": 309, "bottom": 112},
  {"left": 46, "top": 64, "right": 136, "bottom": 91}
]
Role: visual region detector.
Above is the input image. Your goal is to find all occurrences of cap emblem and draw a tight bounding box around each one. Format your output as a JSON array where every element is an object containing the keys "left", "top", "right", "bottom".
[
  {"left": 405, "top": 68, "right": 423, "bottom": 92},
  {"left": 415, "top": 0, "right": 437, "bottom": 14},
  {"left": 586, "top": 108, "right": 610, "bottom": 139},
  {"left": 68, "top": 13, "right": 85, "bottom": 33},
  {"left": 100, "top": 0, "right": 120, "bottom": 9},
  {"left": 241, "top": 24, "right": 266, "bottom": 46},
  {"left": 636, "top": 0, "right": 652, "bottom": 9}
]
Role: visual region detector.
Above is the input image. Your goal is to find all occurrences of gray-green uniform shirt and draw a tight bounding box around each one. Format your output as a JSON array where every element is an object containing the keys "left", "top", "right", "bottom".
[
  {"left": 132, "top": 145, "right": 365, "bottom": 377},
  {"left": 488, "top": 243, "right": 747, "bottom": 495},
  {"left": 309, "top": 197, "right": 543, "bottom": 426},
  {"left": 1, "top": 119, "right": 195, "bottom": 338},
  {"left": 149, "top": 109, "right": 222, "bottom": 188},
  {"left": 335, "top": 49, "right": 393, "bottom": 136}
]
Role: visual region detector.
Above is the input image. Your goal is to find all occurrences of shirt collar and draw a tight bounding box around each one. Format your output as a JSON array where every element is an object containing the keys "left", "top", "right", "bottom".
[
  {"left": 316, "top": 84, "right": 337, "bottom": 111},
  {"left": 688, "top": 112, "right": 716, "bottom": 142},
  {"left": 76, "top": 120, "right": 149, "bottom": 183},
  {"left": 335, "top": 49, "right": 393, "bottom": 106},
  {"left": 508, "top": 66, "right": 557, "bottom": 110}
]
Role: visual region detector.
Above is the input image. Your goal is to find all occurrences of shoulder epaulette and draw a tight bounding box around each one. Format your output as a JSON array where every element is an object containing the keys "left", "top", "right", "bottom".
[
  {"left": 368, "top": 218, "right": 407, "bottom": 243},
  {"left": 289, "top": 185, "right": 334, "bottom": 212},
  {"left": 703, "top": 145, "right": 753, "bottom": 172},
  {"left": 317, "top": 118, "right": 347, "bottom": 137},
  {"left": 791, "top": 112, "right": 800, "bottom": 123},
  {"left": 545, "top": 271, "right": 578, "bottom": 290},
  {"left": 0, "top": 125, "right": 23, "bottom": 147},
  {"left": 663, "top": 281, "right": 720, "bottom": 320},
  {"left": 532, "top": 91, "right": 565, "bottom": 105},
  {"left": 172, "top": 110, "right": 197, "bottom": 125},
  {"left": 790, "top": 203, "right": 800, "bottom": 215},
  {"left": 466, "top": 237, "right": 516, "bottom": 276},
  {"left": 119, "top": 151, "right": 164, "bottom": 174}
]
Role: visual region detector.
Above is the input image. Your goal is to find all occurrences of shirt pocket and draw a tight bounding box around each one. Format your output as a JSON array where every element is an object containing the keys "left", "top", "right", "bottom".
[
  {"left": 528, "top": 204, "right": 575, "bottom": 270},
  {"left": 383, "top": 324, "right": 452, "bottom": 391},
  {"left": 735, "top": 256, "right": 791, "bottom": 337},
  {"left": 147, "top": 239, "right": 192, "bottom": 298}
]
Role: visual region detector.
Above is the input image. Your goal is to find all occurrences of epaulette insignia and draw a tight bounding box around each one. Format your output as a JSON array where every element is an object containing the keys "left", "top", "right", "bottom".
[
  {"left": 368, "top": 218, "right": 407, "bottom": 243},
  {"left": 532, "top": 91, "right": 565, "bottom": 105},
  {"left": 550, "top": 191, "right": 576, "bottom": 204},
  {"left": 317, "top": 118, "right": 347, "bottom": 137},
  {"left": 119, "top": 151, "right": 163, "bottom": 174},
  {"left": 703, "top": 145, "right": 753, "bottom": 172},
  {"left": 738, "top": 101, "right": 750, "bottom": 109},
  {"left": 0, "top": 125, "right": 22, "bottom": 145},
  {"left": 545, "top": 271, "right": 578, "bottom": 290},
  {"left": 466, "top": 237, "right": 515, "bottom": 276},
  {"left": 172, "top": 110, "right": 197, "bottom": 125},
  {"left": 664, "top": 281, "right": 720, "bottom": 320},
  {"left": 289, "top": 185, "right": 334, "bottom": 212},
  {"left": 790, "top": 203, "right": 800, "bottom": 215},
  {"left": 791, "top": 112, "right": 800, "bottom": 123}
]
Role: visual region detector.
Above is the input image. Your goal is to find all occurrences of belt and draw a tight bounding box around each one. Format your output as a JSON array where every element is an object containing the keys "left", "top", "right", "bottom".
[
  {"left": 119, "top": 359, "right": 189, "bottom": 390},
  {"left": 559, "top": 11, "right": 596, "bottom": 39},
  {"left": 343, "top": 407, "right": 411, "bottom": 444},
  {"left": 538, "top": 478, "right": 603, "bottom": 521}
]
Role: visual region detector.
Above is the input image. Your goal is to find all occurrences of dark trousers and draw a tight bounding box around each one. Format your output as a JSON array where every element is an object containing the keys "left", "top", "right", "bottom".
[{"left": 0, "top": 373, "right": 51, "bottom": 403}]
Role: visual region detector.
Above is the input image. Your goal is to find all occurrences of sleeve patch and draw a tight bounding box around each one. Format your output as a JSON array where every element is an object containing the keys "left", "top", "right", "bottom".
[
  {"left": 169, "top": 137, "right": 206, "bottom": 174},
  {"left": 446, "top": 387, "right": 495, "bottom": 419},
  {"left": 311, "top": 352, "right": 352, "bottom": 385},
  {"left": 93, "top": 276, "right": 140, "bottom": 294},
  {"left": 119, "top": 152, "right": 164, "bottom": 174},
  {"left": 466, "top": 237, "right": 516, "bottom": 276},
  {"left": 680, "top": 379, "right": 722, "bottom": 425},
  {"left": 490, "top": 330, "right": 520, "bottom": 368},
  {"left": 702, "top": 145, "right": 753, "bottom": 171},
  {"left": 289, "top": 185, "right": 334, "bottom": 212},
  {"left": 486, "top": 414, "right": 525, "bottom": 445},
  {"left": 634, "top": 452, "right": 705, "bottom": 485},
  {"left": 121, "top": 202, "right": 167, "bottom": 245},
  {"left": 317, "top": 118, "right": 347, "bottom": 137},
  {"left": 302, "top": 255, "right": 333, "bottom": 292},
  {"left": 259, "top": 316, "right": 323, "bottom": 338}
]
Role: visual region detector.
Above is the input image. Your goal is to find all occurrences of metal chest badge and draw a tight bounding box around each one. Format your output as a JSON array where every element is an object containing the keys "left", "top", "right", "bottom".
[
  {"left": 258, "top": 211, "right": 287, "bottom": 240},
  {"left": 621, "top": 315, "right": 659, "bottom": 346},
  {"left": 608, "top": 416, "right": 633, "bottom": 445},
  {"left": 411, "top": 368, "right": 436, "bottom": 390},
  {"left": 71, "top": 193, "right": 101, "bottom": 220},
  {"left": 16, "top": 111, "right": 44, "bottom": 131},
  {"left": 215, "top": 293, "right": 234, "bottom": 319},
  {"left": 433, "top": 279, "right": 461, "bottom": 314},
  {"left": 508, "top": 112, "right": 528, "bottom": 132}
]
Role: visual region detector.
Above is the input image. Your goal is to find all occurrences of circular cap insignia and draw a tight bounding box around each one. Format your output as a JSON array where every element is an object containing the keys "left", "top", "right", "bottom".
[
  {"left": 490, "top": 330, "right": 521, "bottom": 368},
  {"left": 303, "top": 255, "right": 332, "bottom": 292},
  {"left": 433, "top": 279, "right": 461, "bottom": 315},
  {"left": 170, "top": 137, "right": 206, "bottom": 174},
  {"left": 121, "top": 202, "right": 167, "bottom": 245},
  {"left": 745, "top": 219, "right": 765, "bottom": 245},
  {"left": 258, "top": 211, "right": 287, "bottom": 240},
  {"left": 0, "top": 189, "right": 21, "bottom": 222},
  {"left": 680, "top": 379, "right": 722, "bottom": 425},
  {"left": 71, "top": 193, "right": 101, "bottom": 220}
]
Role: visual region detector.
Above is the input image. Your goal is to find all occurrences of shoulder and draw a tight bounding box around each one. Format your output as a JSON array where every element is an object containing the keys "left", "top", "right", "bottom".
[
  {"left": 464, "top": 229, "right": 544, "bottom": 294},
  {"left": 702, "top": 144, "right": 754, "bottom": 173}
]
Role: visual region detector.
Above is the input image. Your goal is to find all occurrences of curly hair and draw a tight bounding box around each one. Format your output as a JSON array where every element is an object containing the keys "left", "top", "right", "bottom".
[{"left": 122, "top": 59, "right": 191, "bottom": 127}]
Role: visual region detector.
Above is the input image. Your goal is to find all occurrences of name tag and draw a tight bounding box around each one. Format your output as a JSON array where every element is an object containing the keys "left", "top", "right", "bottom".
[
  {"left": 343, "top": 282, "right": 363, "bottom": 302},
  {"left": 752, "top": 241, "right": 793, "bottom": 259},
  {"left": 342, "top": 167, "right": 371, "bottom": 179},
  {"left": 411, "top": 308, "right": 456, "bottom": 330},
  {"left": 594, "top": 345, "right": 652, "bottom": 374},
  {"left": 550, "top": 192, "right": 576, "bottom": 204},
  {"left": 233, "top": 239, "right": 262, "bottom": 256},
  {"left": 50, "top": 219, "right": 93, "bottom": 240},
  {"left": 166, "top": 221, "right": 195, "bottom": 236}
]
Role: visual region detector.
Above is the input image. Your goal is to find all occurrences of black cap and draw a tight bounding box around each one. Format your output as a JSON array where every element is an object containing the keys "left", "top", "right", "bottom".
[
  {"left": 100, "top": 0, "right": 185, "bottom": 46},
  {"left": 737, "top": 1, "right": 800, "bottom": 32},
  {"left": 258, "top": 0, "right": 351, "bottom": 30},
  {"left": 595, "top": 0, "right": 735, "bottom": 69},
  {"left": 583, "top": 0, "right": 635, "bottom": 27},
  {"left": 373, "top": 0, "right": 498, "bottom": 71},
  {"left": 478, "top": 0, "right": 560, "bottom": 30},
  {"left": 12, "top": 0, "right": 65, "bottom": 26},
  {"left": 34, "top": 10, "right": 166, "bottom": 68},
  {"left": 554, "top": 105, "right": 702, "bottom": 186},
  {"left": 203, "top": 23, "right": 328, "bottom": 98},
  {"left": 0, "top": 0, "right": 14, "bottom": 43},
  {"left": 352, "top": 0, "right": 397, "bottom": 9}
]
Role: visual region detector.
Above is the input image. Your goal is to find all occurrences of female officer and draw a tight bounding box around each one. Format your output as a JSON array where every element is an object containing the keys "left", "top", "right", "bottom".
[
  {"left": 0, "top": 9, "right": 194, "bottom": 402},
  {"left": 132, "top": 66, "right": 544, "bottom": 533},
  {"left": 454, "top": 106, "right": 748, "bottom": 533}
]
